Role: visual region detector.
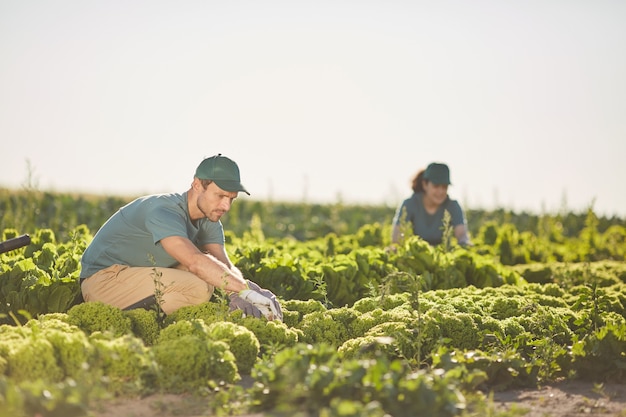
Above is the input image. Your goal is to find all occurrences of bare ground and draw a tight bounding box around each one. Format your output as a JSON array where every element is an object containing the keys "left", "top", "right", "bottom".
[
  {"left": 491, "top": 380, "right": 626, "bottom": 417},
  {"left": 89, "top": 380, "right": 626, "bottom": 417}
]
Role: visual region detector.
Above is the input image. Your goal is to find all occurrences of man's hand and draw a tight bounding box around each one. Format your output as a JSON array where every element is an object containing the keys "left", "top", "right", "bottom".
[{"left": 229, "top": 280, "right": 283, "bottom": 321}]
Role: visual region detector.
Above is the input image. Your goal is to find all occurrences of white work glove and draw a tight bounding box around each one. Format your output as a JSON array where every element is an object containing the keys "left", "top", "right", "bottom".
[{"left": 229, "top": 280, "right": 283, "bottom": 322}]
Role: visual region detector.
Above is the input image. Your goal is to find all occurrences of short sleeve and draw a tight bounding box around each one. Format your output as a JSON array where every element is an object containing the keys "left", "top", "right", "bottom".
[
  {"left": 446, "top": 200, "right": 466, "bottom": 227},
  {"left": 145, "top": 202, "right": 189, "bottom": 244}
]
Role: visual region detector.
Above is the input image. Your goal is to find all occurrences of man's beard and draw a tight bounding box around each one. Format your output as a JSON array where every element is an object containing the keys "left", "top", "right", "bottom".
[{"left": 198, "top": 201, "right": 223, "bottom": 222}]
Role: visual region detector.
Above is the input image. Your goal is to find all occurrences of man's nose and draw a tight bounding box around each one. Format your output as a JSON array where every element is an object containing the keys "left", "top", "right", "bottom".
[{"left": 220, "top": 199, "right": 232, "bottom": 211}]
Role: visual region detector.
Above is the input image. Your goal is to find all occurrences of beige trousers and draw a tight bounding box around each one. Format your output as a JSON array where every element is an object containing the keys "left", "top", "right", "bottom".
[{"left": 81, "top": 264, "right": 213, "bottom": 315}]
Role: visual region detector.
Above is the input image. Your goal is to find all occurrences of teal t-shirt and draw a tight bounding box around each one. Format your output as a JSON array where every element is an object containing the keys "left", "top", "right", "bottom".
[
  {"left": 80, "top": 192, "right": 224, "bottom": 279},
  {"left": 392, "top": 192, "right": 466, "bottom": 245}
]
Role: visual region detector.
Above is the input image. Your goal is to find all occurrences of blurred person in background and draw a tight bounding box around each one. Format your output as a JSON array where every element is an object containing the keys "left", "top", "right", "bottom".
[{"left": 391, "top": 162, "right": 471, "bottom": 247}]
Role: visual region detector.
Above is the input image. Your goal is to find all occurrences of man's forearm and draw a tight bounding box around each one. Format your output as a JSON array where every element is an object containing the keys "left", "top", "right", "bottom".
[{"left": 189, "top": 252, "right": 248, "bottom": 292}]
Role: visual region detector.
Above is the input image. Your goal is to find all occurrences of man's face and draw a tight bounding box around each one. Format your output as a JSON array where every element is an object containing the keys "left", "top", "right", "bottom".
[{"left": 196, "top": 181, "right": 238, "bottom": 222}]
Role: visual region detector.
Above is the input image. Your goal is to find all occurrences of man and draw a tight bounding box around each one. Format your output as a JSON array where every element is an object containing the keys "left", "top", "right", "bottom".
[{"left": 79, "top": 154, "right": 282, "bottom": 320}]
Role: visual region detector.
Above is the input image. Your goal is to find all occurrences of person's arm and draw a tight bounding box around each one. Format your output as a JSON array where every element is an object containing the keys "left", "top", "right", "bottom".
[
  {"left": 202, "top": 242, "right": 249, "bottom": 287},
  {"left": 447, "top": 200, "right": 472, "bottom": 247},
  {"left": 391, "top": 224, "right": 402, "bottom": 244},
  {"left": 454, "top": 224, "right": 472, "bottom": 246},
  {"left": 160, "top": 235, "right": 248, "bottom": 293},
  {"left": 164, "top": 236, "right": 283, "bottom": 321},
  {"left": 390, "top": 202, "right": 410, "bottom": 245}
]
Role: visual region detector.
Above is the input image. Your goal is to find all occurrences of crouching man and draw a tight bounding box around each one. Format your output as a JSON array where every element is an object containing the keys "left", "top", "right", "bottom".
[{"left": 79, "top": 154, "right": 281, "bottom": 321}]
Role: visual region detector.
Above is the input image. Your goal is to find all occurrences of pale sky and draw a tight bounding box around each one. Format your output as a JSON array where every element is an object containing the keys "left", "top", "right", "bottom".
[{"left": 1, "top": 0, "right": 625, "bottom": 218}]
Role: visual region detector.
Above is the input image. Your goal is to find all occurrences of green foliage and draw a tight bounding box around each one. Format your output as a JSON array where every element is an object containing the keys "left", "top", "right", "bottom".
[
  {"left": 251, "top": 343, "right": 468, "bottom": 416},
  {"left": 351, "top": 307, "right": 413, "bottom": 338},
  {"left": 0, "top": 229, "right": 83, "bottom": 320},
  {"left": 281, "top": 298, "right": 326, "bottom": 318},
  {"left": 124, "top": 308, "right": 161, "bottom": 346},
  {"left": 428, "top": 310, "right": 482, "bottom": 350},
  {"left": 89, "top": 332, "right": 157, "bottom": 395},
  {"left": 352, "top": 292, "right": 413, "bottom": 313},
  {"left": 487, "top": 295, "right": 529, "bottom": 320},
  {"left": 363, "top": 321, "right": 421, "bottom": 361},
  {"left": 1, "top": 190, "right": 626, "bottom": 415},
  {"left": 0, "top": 325, "right": 64, "bottom": 383},
  {"left": 152, "top": 336, "right": 238, "bottom": 393},
  {"left": 571, "top": 314, "right": 626, "bottom": 381},
  {"left": 66, "top": 301, "right": 132, "bottom": 337},
  {"left": 25, "top": 319, "right": 93, "bottom": 379},
  {"left": 432, "top": 347, "right": 538, "bottom": 391},
  {"left": 338, "top": 334, "right": 403, "bottom": 360},
  {"left": 205, "top": 321, "right": 260, "bottom": 374},
  {"left": 295, "top": 310, "right": 352, "bottom": 347},
  {"left": 158, "top": 318, "right": 210, "bottom": 343},
  {"left": 162, "top": 301, "right": 232, "bottom": 327},
  {"left": 234, "top": 316, "right": 301, "bottom": 352},
  {"left": 0, "top": 374, "right": 100, "bottom": 417}
]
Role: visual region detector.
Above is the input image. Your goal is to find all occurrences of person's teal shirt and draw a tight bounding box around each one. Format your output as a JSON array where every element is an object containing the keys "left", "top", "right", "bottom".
[
  {"left": 80, "top": 192, "right": 224, "bottom": 279},
  {"left": 392, "top": 192, "right": 466, "bottom": 245}
]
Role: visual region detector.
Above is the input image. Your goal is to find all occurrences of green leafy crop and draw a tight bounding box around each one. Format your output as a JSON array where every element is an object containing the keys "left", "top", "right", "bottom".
[
  {"left": 152, "top": 336, "right": 238, "bottom": 393},
  {"left": 89, "top": 332, "right": 157, "bottom": 395},
  {"left": 0, "top": 325, "right": 63, "bottom": 383},
  {"left": 66, "top": 301, "right": 132, "bottom": 337},
  {"left": 205, "top": 321, "right": 260, "bottom": 374},
  {"left": 124, "top": 308, "right": 161, "bottom": 346}
]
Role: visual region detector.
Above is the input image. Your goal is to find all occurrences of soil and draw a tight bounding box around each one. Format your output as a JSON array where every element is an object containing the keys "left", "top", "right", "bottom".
[
  {"left": 491, "top": 380, "right": 626, "bottom": 416},
  {"left": 89, "top": 380, "right": 626, "bottom": 417}
]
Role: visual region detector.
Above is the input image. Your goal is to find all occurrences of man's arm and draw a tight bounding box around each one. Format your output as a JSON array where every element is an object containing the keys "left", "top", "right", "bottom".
[
  {"left": 160, "top": 235, "right": 248, "bottom": 293},
  {"left": 162, "top": 235, "right": 283, "bottom": 321},
  {"left": 202, "top": 242, "right": 283, "bottom": 321}
]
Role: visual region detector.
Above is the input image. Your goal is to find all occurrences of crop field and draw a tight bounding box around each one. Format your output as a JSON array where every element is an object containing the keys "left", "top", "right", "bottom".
[{"left": 0, "top": 189, "right": 625, "bottom": 416}]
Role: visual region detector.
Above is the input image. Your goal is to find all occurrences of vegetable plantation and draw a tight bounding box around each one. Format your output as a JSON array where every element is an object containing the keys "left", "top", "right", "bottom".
[{"left": 0, "top": 189, "right": 625, "bottom": 417}]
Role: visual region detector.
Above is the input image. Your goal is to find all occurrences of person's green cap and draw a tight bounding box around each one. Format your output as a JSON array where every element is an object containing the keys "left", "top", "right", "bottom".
[
  {"left": 195, "top": 154, "right": 250, "bottom": 195},
  {"left": 424, "top": 162, "right": 451, "bottom": 185}
]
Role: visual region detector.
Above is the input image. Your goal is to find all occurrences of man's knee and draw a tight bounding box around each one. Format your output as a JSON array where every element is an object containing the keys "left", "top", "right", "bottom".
[{"left": 160, "top": 280, "right": 213, "bottom": 314}]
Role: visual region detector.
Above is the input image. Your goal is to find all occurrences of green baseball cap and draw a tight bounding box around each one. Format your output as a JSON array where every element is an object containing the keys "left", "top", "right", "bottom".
[
  {"left": 195, "top": 154, "right": 250, "bottom": 195},
  {"left": 423, "top": 162, "right": 451, "bottom": 185}
]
